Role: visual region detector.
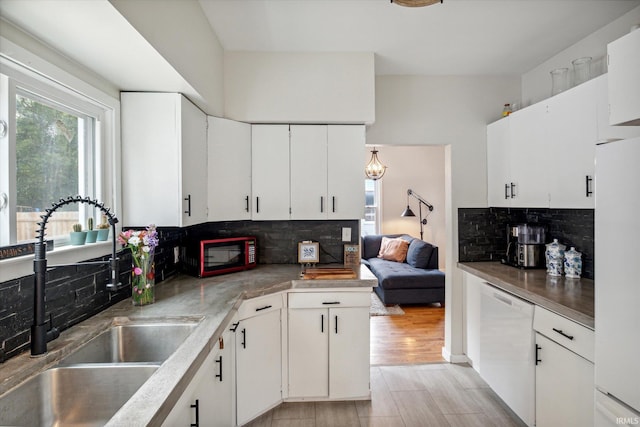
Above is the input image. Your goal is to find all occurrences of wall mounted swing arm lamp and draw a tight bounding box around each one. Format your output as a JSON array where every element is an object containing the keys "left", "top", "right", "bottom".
[{"left": 401, "top": 189, "right": 434, "bottom": 240}]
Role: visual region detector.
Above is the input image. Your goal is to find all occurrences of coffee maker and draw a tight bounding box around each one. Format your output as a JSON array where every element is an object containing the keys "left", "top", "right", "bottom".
[{"left": 503, "top": 224, "right": 546, "bottom": 268}]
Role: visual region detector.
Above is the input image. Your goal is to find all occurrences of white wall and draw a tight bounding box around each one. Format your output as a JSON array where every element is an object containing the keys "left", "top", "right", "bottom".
[
  {"left": 522, "top": 6, "right": 640, "bottom": 106},
  {"left": 224, "top": 52, "right": 375, "bottom": 124},
  {"left": 372, "top": 145, "right": 446, "bottom": 270},
  {"left": 367, "top": 75, "right": 521, "bottom": 361},
  {"left": 109, "top": 0, "right": 225, "bottom": 116}
]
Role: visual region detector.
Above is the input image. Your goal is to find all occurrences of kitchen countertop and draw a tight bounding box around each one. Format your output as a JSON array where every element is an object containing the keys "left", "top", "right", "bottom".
[
  {"left": 0, "top": 264, "right": 377, "bottom": 426},
  {"left": 458, "top": 262, "right": 594, "bottom": 329}
]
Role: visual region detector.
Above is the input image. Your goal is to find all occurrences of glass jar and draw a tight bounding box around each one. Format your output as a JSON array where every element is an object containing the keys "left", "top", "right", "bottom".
[
  {"left": 550, "top": 68, "right": 569, "bottom": 96},
  {"left": 502, "top": 103, "right": 512, "bottom": 117},
  {"left": 572, "top": 57, "right": 592, "bottom": 86}
]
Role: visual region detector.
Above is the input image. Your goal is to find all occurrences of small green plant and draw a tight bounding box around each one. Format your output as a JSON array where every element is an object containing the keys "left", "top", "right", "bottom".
[
  {"left": 86, "top": 217, "right": 94, "bottom": 231},
  {"left": 72, "top": 223, "right": 82, "bottom": 232}
]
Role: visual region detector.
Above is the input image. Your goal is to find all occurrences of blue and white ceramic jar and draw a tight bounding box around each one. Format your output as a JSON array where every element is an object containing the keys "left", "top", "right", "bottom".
[
  {"left": 564, "top": 247, "right": 582, "bottom": 279},
  {"left": 545, "top": 239, "right": 566, "bottom": 277}
]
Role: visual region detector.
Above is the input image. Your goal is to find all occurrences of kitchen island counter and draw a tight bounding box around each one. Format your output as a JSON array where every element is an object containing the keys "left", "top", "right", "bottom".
[
  {"left": 458, "top": 261, "right": 594, "bottom": 329},
  {"left": 0, "top": 264, "right": 376, "bottom": 426}
]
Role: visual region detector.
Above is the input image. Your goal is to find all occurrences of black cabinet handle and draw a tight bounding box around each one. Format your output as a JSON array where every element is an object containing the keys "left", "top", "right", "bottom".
[
  {"left": 230, "top": 322, "right": 240, "bottom": 332},
  {"left": 241, "top": 328, "right": 246, "bottom": 348},
  {"left": 504, "top": 183, "right": 510, "bottom": 199},
  {"left": 335, "top": 315, "right": 338, "bottom": 334},
  {"left": 215, "top": 356, "right": 222, "bottom": 382},
  {"left": 320, "top": 196, "right": 324, "bottom": 213},
  {"left": 586, "top": 175, "right": 593, "bottom": 197},
  {"left": 184, "top": 194, "right": 192, "bottom": 216},
  {"left": 510, "top": 182, "right": 516, "bottom": 198},
  {"left": 552, "top": 327, "right": 574, "bottom": 340},
  {"left": 245, "top": 195, "right": 249, "bottom": 212},
  {"left": 190, "top": 399, "right": 199, "bottom": 427},
  {"left": 332, "top": 196, "right": 336, "bottom": 213},
  {"left": 255, "top": 305, "right": 272, "bottom": 312},
  {"left": 321, "top": 314, "right": 324, "bottom": 333},
  {"left": 256, "top": 196, "right": 259, "bottom": 213},
  {"left": 535, "top": 344, "right": 542, "bottom": 365},
  {"left": 322, "top": 301, "right": 341, "bottom": 305}
]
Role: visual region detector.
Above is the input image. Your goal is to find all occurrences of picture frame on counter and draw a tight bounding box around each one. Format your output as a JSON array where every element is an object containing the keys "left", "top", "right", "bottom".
[{"left": 298, "top": 241, "right": 319, "bottom": 264}]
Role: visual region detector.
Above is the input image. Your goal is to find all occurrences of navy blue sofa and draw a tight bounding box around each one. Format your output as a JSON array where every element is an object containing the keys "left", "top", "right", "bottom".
[{"left": 361, "top": 234, "right": 445, "bottom": 306}]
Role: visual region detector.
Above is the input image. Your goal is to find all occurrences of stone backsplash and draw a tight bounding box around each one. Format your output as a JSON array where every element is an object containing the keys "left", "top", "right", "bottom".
[{"left": 458, "top": 207, "right": 594, "bottom": 279}]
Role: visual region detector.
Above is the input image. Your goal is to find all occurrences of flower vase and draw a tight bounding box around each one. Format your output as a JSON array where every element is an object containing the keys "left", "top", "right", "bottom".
[{"left": 132, "top": 251, "right": 155, "bottom": 306}]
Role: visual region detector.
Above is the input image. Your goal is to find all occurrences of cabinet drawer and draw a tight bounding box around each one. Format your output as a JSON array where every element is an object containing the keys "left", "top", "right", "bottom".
[
  {"left": 534, "top": 306, "right": 594, "bottom": 362},
  {"left": 288, "top": 291, "right": 371, "bottom": 309},
  {"left": 238, "top": 293, "right": 283, "bottom": 319}
]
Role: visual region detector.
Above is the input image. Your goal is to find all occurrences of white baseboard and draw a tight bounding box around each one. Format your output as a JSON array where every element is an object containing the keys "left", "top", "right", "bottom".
[{"left": 441, "top": 346, "right": 469, "bottom": 364}]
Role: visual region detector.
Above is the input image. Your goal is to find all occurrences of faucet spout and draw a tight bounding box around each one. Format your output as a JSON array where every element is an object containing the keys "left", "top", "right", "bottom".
[{"left": 31, "top": 195, "right": 120, "bottom": 356}]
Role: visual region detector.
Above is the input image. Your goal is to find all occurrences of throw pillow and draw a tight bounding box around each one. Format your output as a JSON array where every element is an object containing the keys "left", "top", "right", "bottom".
[
  {"left": 377, "top": 237, "right": 409, "bottom": 263},
  {"left": 406, "top": 239, "right": 434, "bottom": 269}
]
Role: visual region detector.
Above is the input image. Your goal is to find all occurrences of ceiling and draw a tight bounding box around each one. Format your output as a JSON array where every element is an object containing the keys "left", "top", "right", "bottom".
[{"left": 199, "top": 0, "right": 640, "bottom": 76}]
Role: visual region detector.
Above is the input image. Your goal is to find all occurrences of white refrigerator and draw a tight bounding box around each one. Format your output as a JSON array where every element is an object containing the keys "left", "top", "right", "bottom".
[{"left": 594, "top": 136, "right": 640, "bottom": 426}]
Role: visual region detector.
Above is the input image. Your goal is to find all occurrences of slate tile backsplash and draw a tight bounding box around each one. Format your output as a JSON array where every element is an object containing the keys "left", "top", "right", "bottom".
[
  {"left": 458, "top": 207, "right": 594, "bottom": 279},
  {"left": 0, "top": 219, "right": 358, "bottom": 362}
]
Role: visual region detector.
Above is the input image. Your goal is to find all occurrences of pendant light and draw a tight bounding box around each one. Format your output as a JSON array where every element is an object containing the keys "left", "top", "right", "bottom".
[
  {"left": 390, "top": 0, "right": 443, "bottom": 7},
  {"left": 365, "top": 148, "right": 387, "bottom": 180}
]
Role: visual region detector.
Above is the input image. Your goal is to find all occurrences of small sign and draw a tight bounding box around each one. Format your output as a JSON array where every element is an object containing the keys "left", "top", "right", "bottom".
[
  {"left": 343, "top": 244, "right": 360, "bottom": 266},
  {"left": 0, "top": 240, "right": 53, "bottom": 260},
  {"left": 298, "top": 241, "right": 319, "bottom": 264}
]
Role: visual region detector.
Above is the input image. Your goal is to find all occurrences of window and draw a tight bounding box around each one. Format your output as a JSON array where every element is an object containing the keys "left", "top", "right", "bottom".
[
  {"left": 1, "top": 69, "right": 104, "bottom": 248},
  {"left": 362, "top": 178, "right": 381, "bottom": 236}
]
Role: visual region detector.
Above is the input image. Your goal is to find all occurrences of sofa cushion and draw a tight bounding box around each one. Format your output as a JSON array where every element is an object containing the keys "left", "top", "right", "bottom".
[
  {"left": 406, "top": 239, "right": 435, "bottom": 269},
  {"left": 377, "top": 237, "right": 410, "bottom": 263},
  {"left": 362, "top": 234, "right": 410, "bottom": 260},
  {"left": 367, "top": 257, "right": 445, "bottom": 290}
]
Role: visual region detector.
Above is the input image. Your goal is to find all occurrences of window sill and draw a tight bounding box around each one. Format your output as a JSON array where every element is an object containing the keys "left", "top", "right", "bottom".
[{"left": 0, "top": 242, "right": 113, "bottom": 283}]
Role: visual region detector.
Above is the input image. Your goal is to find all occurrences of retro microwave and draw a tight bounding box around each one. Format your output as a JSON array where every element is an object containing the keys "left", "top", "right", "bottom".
[{"left": 181, "top": 236, "right": 257, "bottom": 277}]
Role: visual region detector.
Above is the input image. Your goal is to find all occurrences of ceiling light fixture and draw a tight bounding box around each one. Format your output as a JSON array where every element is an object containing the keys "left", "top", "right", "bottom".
[
  {"left": 390, "top": 0, "right": 443, "bottom": 7},
  {"left": 365, "top": 148, "right": 387, "bottom": 180}
]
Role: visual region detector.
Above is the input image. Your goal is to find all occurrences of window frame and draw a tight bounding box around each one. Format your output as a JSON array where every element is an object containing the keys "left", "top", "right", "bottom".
[{"left": 0, "top": 49, "right": 120, "bottom": 283}]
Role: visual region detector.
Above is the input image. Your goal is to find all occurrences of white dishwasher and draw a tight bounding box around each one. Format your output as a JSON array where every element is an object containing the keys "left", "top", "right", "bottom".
[{"left": 480, "top": 283, "right": 535, "bottom": 427}]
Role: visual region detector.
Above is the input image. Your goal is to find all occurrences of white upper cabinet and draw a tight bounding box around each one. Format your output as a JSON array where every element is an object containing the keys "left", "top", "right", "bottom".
[
  {"left": 487, "top": 118, "right": 512, "bottom": 207},
  {"left": 208, "top": 117, "right": 252, "bottom": 221},
  {"left": 290, "top": 125, "right": 329, "bottom": 219},
  {"left": 508, "top": 101, "right": 550, "bottom": 208},
  {"left": 122, "top": 92, "right": 207, "bottom": 227},
  {"left": 595, "top": 74, "right": 640, "bottom": 141},
  {"left": 251, "top": 125, "right": 291, "bottom": 220},
  {"left": 327, "top": 125, "right": 365, "bottom": 219},
  {"left": 546, "top": 78, "right": 597, "bottom": 208},
  {"left": 607, "top": 29, "right": 640, "bottom": 126}
]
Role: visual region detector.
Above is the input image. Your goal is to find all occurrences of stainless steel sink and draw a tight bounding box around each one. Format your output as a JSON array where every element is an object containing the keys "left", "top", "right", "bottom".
[
  {"left": 59, "top": 322, "right": 198, "bottom": 365},
  {"left": 0, "top": 365, "right": 158, "bottom": 427}
]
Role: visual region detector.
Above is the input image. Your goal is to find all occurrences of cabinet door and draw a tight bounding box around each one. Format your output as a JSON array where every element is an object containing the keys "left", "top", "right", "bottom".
[
  {"left": 486, "top": 118, "right": 511, "bottom": 207},
  {"left": 251, "top": 125, "right": 290, "bottom": 220},
  {"left": 290, "top": 125, "right": 328, "bottom": 219},
  {"left": 208, "top": 117, "right": 252, "bottom": 221},
  {"left": 535, "top": 333, "right": 594, "bottom": 427},
  {"left": 595, "top": 74, "right": 640, "bottom": 142},
  {"left": 329, "top": 307, "right": 370, "bottom": 399},
  {"left": 236, "top": 309, "right": 282, "bottom": 425},
  {"left": 180, "top": 96, "right": 208, "bottom": 226},
  {"left": 608, "top": 29, "right": 640, "bottom": 126},
  {"left": 288, "top": 308, "right": 329, "bottom": 398},
  {"left": 509, "top": 102, "right": 550, "bottom": 207},
  {"left": 327, "top": 125, "right": 366, "bottom": 219},
  {"left": 211, "top": 328, "right": 234, "bottom": 427},
  {"left": 546, "top": 79, "right": 597, "bottom": 208}
]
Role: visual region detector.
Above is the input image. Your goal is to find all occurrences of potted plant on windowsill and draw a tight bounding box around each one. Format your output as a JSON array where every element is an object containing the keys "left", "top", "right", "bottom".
[
  {"left": 85, "top": 217, "right": 98, "bottom": 243},
  {"left": 96, "top": 215, "right": 110, "bottom": 241},
  {"left": 70, "top": 223, "right": 87, "bottom": 245}
]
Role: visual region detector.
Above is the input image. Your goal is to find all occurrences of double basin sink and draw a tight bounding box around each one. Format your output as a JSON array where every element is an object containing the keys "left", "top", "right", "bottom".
[{"left": 0, "top": 321, "right": 199, "bottom": 426}]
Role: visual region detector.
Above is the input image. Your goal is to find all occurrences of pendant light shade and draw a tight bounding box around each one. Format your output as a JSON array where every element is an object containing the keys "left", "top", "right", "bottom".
[
  {"left": 401, "top": 206, "right": 416, "bottom": 217},
  {"left": 365, "top": 148, "right": 387, "bottom": 180},
  {"left": 391, "top": 0, "right": 443, "bottom": 7}
]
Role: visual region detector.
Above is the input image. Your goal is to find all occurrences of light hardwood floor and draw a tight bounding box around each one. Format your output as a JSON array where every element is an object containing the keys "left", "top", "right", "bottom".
[
  {"left": 370, "top": 304, "right": 445, "bottom": 365},
  {"left": 246, "top": 364, "right": 526, "bottom": 427}
]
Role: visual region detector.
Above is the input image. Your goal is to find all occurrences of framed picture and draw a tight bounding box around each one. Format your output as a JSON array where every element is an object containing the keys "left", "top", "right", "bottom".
[
  {"left": 298, "top": 241, "right": 319, "bottom": 264},
  {"left": 343, "top": 244, "right": 359, "bottom": 266}
]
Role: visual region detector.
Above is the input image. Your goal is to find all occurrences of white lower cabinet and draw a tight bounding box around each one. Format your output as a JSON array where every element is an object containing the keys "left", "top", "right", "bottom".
[
  {"left": 162, "top": 327, "right": 234, "bottom": 427},
  {"left": 533, "top": 306, "right": 594, "bottom": 427},
  {"left": 235, "top": 296, "right": 282, "bottom": 425},
  {"left": 287, "top": 291, "right": 370, "bottom": 400}
]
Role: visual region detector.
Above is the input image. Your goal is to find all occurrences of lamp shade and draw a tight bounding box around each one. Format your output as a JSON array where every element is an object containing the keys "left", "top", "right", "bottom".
[{"left": 401, "top": 205, "right": 416, "bottom": 217}]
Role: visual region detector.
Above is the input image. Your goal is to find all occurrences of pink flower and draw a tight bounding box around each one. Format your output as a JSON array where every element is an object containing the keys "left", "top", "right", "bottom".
[{"left": 133, "top": 267, "right": 143, "bottom": 276}]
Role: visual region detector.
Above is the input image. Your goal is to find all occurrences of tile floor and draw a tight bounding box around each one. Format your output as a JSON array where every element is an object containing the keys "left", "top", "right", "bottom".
[{"left": 245, "top": 363, "right": 527, "bottom": 427}]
